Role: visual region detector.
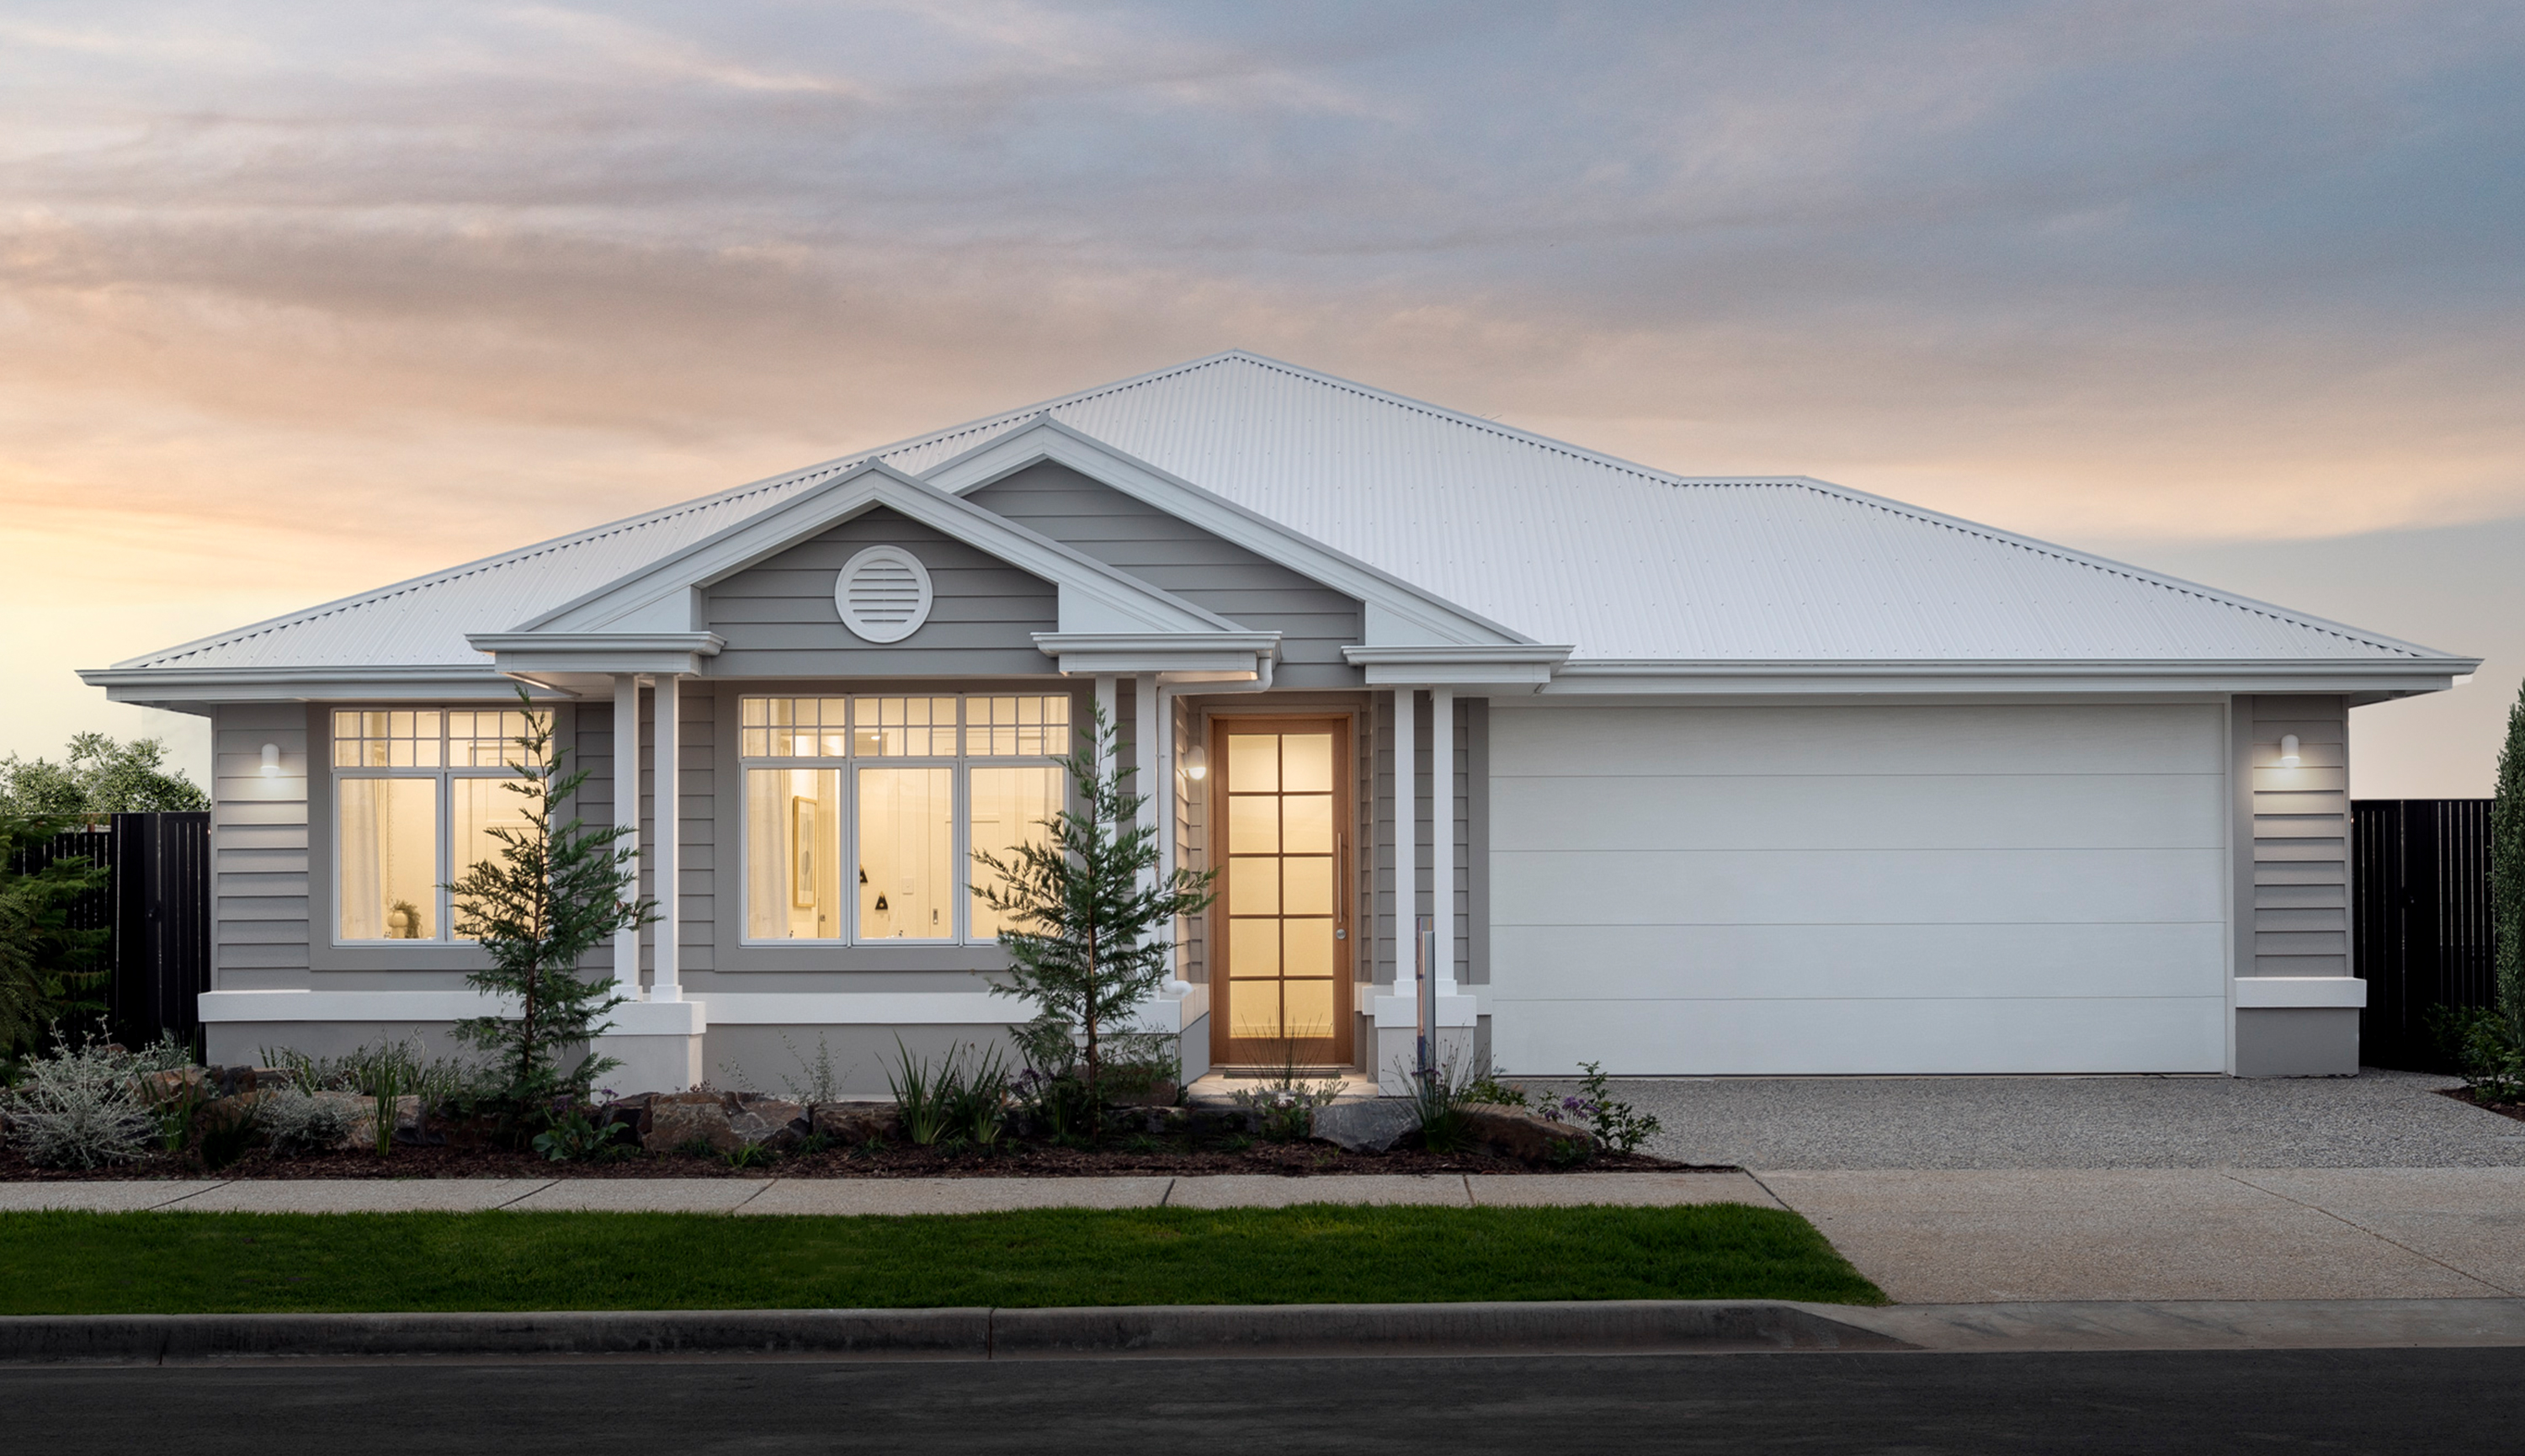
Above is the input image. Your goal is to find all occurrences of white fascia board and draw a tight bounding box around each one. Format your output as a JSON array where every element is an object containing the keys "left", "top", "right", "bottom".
[
  {"left": 79, "top": 664, "right": 536, "bottom": 707},
  {"left": 521, "top": 459, "right": 1233, "bottom": 640},
  {"left": 1034, "top": 630, "right": 1278, "bottom": 678},
  {"left": 919, "top": 417, "right": 1534, "bottom": 649},
  {"left": 2235, "top": 977, "right": 2368, "bottom": 1009},
  {"left": 465, "top": 631, "right": 725, "bottom": 677},
  {"left": 1341, "top": 644, "right": 1572, "bottom": 688},
  {"left": 1544, "top": 659, "right": 2480, "bottom": 697}
]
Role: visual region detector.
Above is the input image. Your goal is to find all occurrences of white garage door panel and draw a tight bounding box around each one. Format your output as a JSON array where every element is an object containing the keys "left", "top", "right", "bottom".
[
  {"left": 1496, "top": 848, "right": 2225, "bottom": 927},
  {"left": 1494, "top": 703, "right": 2225, "bottom": 778},
  {"left": 1487, "top": 703, "right": 2229, "bottom": 1075},
  {"left": 1493, "top": 773, "right": 2224, "bottom": 851},
  {"left": 1491, "top": 922, "right": 2225, "bottom": 1001},
  {"left": 1491, "top": 996, "right": 2229, "bottom": 1076}
]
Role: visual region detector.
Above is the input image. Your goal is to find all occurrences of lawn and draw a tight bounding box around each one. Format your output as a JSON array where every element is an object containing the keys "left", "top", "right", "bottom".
[{"left": 0, "top": 1203, "right": 1884, "bottom": 1314}]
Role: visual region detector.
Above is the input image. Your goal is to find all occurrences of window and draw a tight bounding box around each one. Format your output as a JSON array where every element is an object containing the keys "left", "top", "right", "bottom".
[
  {"left": 742, "top": 693, "right": 1071, "bottom": 944},
  {"left": 332, "top": 709, "right": 545, "bottom": 943}
]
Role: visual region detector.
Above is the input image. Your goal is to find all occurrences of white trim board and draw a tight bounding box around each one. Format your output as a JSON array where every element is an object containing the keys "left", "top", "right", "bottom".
[{"left": 2234, "top": 977, "right": 2368, "bottom": 1009}]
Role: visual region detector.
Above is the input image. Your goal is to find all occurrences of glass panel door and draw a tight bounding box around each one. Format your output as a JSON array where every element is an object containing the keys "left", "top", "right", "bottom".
[{"left": 1215, "top": 719, "right": 1350, "bottom": 1068}]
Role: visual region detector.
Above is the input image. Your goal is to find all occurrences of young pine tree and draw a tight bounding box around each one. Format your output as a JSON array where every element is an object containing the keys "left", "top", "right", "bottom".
[
  {"left": 448, "top": 688, "right": 654, "bottom": 1131},
  {"left": 970, "top": 704, "right": 1214, "bottom": 1125},
  {"left": 2493, "top": 680, "right": 2525, "bottom": 1070}
]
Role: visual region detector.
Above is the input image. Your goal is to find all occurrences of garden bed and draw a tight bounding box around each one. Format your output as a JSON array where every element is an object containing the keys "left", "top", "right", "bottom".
[
  {"left": 0, "top": 1130, "right": 1715, "bottom": 1182},
  {"left": 2436, "top": 1086, "right": 2525, "bottom": 1123}
]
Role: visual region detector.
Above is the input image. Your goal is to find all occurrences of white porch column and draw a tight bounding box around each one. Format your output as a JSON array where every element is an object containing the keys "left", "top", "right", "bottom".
[
  {"left": 1392, "top": 686, "right": 1417, "bottom": 1005},
  {"left": 1431, "top": 688, "right": 1454, "bottom": 998},
  {"left": 1371, "top": 685, "right": 1422, "bottom": 1092},
  {"left": 1093, "top": 674, "right": 1119, "bottom": 809},
  {"left": 1134, "top": 673, "right": 1160, "bottom": 899},
  {"left": 651, "top": 672, "right": 680, "bottom": 1002},
  {"left": 593, "top": 670, "right": 704, "bottom": 1093},
  {"left": 610, "top": 674, "right": 642, "bottom": 994}
]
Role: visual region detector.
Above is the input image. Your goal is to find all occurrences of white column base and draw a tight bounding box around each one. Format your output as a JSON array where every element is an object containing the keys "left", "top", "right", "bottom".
[
  {"left": 1370, "top": 994, "right": 1480, "bottom": 1094},
  {"left": 591, "top": 999, "right": 707, "bottom": 1096}
]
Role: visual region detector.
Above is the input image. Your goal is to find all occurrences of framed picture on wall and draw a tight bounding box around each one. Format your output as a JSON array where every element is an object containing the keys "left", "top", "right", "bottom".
[{"left": 791, "top": 797, "right": 818, "bottom": 909}]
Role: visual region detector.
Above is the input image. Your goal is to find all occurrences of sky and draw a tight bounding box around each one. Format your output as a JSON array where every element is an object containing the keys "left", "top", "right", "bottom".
[{"left": 4, "top": 1, "right": 2522, "bottom": 798}]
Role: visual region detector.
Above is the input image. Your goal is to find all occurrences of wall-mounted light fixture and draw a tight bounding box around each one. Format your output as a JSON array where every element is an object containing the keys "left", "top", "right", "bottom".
[
  {"left": 2278, "top": 734, "right": 2301, "bottom": 769},
  {"left": 259, "top": 743, "right": 282, "bottom": 778},
  {"left": 1183, "top": 744, "right": 1208, "bottom": 781}
]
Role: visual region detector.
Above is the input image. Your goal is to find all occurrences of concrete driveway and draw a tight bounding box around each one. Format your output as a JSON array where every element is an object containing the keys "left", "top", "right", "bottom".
[{"left": 1554, "top": 1071, "right": 2525, "bottom": 1302}]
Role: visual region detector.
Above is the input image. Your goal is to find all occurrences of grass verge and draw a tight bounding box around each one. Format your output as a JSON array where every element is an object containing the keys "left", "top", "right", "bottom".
[{"left": 0, "top": 1204, "right": 1884, "bottom": 1314}]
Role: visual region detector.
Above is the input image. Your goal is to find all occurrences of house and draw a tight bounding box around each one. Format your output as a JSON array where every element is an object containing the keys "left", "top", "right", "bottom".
[{"left": 82, "top": 353, "right": 2474, "bottom": 1092}]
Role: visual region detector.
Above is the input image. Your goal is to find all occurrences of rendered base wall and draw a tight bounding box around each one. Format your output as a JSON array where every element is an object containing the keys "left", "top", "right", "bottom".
[{"left": 2234, "top": 1007, "right": 2360, "bottom": 1077}]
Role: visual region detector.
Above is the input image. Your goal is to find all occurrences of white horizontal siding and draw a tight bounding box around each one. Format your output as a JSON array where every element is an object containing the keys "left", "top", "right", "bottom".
[{"left": 1488, "top": 702, "right": 2227, "bottom": 1075}]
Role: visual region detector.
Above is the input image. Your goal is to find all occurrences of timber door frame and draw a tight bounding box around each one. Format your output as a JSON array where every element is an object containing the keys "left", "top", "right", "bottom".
[{"left": 1208, "top": 714, "right": 1355, "bottom": 1071}]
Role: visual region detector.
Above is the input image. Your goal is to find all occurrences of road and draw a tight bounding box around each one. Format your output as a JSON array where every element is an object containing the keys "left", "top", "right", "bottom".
[{"left": 10, "top": 1348, "right": 2522, "bottom": 1454}]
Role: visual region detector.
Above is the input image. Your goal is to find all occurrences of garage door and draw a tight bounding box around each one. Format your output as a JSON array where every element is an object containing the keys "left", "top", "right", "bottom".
[{"left": 1486, "top": 703, "right": 2227, "bottom": 1075}]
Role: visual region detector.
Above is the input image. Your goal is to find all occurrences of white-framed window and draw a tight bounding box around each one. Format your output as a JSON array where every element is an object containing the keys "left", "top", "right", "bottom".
[
  {"left": 741, "top": 693, "right": 1071, "bottom": 945},
  {"left": 332, "top": 708, "right": 546, "bottom": 943}
]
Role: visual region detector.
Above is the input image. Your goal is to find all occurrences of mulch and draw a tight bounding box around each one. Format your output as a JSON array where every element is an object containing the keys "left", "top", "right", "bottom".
[
  {"left": 2435, "top": 1086, "right": 2525, "bottom": 1124},
  {"left": 0, "top": 1132, "right": 1719, "bottom": 1183}
]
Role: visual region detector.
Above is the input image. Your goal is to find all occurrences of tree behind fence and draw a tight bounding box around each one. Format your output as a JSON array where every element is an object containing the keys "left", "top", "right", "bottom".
[
  {"left": 2352, "top": 799, "right": 2495, "bottom": 1071},
  {"left": 11, "top": 812, "right": 210, "bottom": 1052}
]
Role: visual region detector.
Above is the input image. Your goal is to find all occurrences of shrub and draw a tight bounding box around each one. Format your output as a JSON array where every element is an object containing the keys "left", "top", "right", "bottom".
[
  {"left": 260, "top": 1087, "right": 361, "bottom": 1157},
  {"left": 1539, "top": 1060, "right": 1664, "bottom": 1155},
  {"left": 1394, "top": 1045, "right": 1488, "bottom": 1153},
  {"left": 3, "top": 1035, "right": 156, "bottom": 1168},
  {"left": 778, "top": 1033, "right": 847, "bottom": 1105},
  {"left": 888, "top": 1039, "right": 1008, "bottom": 1146},
  {"left": 529, "top": 1108, "right": 630, "bottom": 1162},
  {"left": 0, "top": 814, "right": 109, "bottom": 1069},
  {"left": 1235, "top": 1045, "right": 1347, "bottom": 1142}
]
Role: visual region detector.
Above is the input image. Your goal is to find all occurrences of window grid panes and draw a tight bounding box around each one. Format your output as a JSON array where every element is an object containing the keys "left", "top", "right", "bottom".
[
  {"left": 739, "top": 694, "right": 1071, "bottom": 946},
  {"left": 332, "top": 706, "right": 548, "bottom": 944}
]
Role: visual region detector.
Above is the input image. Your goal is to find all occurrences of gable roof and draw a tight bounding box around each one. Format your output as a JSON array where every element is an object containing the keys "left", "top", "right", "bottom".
[
  {"left": 99, "top": 350, "right": 2468, "bottom": 678},
  {"left": 504, "top": 459, "right": 1241, "bottom": 638}
]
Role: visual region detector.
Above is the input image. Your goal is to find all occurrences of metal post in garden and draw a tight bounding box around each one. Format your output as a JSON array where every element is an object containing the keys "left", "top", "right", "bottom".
[{"left": 1416, "top": 914, "right": 1435, "bottom": 1081}]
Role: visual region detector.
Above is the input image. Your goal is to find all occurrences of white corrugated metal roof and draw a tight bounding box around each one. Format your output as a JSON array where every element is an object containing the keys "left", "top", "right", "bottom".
[{"left": 115, "top": 351, "right": 2458, "bottom": 671}]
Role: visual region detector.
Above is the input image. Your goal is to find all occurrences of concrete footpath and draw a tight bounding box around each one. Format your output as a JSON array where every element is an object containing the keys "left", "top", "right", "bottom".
[
  {"left": 0, "top": 1171, "right": 1768, "bottom": 1215},
  {"left": 13, "top": 1166, "right": 2525, "bottom": 1306}
]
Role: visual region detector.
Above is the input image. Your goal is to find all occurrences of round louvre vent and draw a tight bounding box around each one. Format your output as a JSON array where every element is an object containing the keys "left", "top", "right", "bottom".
[{"left": 834, "top": 545, "right": 933, "bottom": 644}]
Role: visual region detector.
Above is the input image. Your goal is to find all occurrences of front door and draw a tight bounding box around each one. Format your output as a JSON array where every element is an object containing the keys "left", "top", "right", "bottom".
[{"left": 1212, "top": 717, "right": 1353, "bottom": 1069}]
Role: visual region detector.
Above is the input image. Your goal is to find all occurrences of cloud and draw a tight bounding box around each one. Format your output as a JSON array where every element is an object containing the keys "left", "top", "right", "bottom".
[{"left": 4, "top": 0, "right": 2525, "bottom": 781}]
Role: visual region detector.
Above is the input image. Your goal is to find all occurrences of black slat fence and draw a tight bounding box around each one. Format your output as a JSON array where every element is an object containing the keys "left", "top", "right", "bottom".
[
  {"left": 11, "top": 812, "right": 210, "bottom": 1052},
  {"left": 2352, "top": 799, "right": 2495, "bottom": 1071}
]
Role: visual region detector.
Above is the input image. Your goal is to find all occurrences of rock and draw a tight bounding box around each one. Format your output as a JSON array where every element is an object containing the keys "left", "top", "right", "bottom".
[
  {"left": 195, "top": 1090, "right": 271, "bottom": 1135},
  {"left": 309, "top": 1090, "right": 376, "bottom": 1151},
  {"left": 809, "top": 1103, "right": 901, "bottom": 1144},
  {"left": 646, "top": 1097, "right": 743, "bottom": 1154},
  {"left": 134, "top": 1067, "right": 209, "bottom": 1108},
  {"left": 728, "top": 1097, "right": 805, "bottom": 1149},
  {"left": 1460, "top": 1103, "right": 1596, "bottom": 1163},
  {"left": 1310, "top": 1098, "right": 1419, "bottom": 1153}
]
